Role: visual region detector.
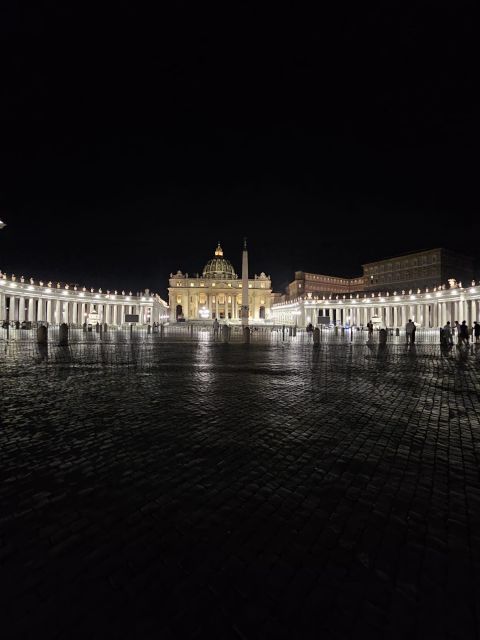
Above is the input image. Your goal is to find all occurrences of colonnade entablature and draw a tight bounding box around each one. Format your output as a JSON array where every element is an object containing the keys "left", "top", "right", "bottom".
[{"left": 0, "top": 270, "right": 169, "bottom": 326}]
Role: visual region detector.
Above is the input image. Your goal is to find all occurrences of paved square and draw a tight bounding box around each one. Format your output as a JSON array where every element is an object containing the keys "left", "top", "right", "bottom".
[{"left": 1, "top": 342, "right": 480, "bottom": 639}]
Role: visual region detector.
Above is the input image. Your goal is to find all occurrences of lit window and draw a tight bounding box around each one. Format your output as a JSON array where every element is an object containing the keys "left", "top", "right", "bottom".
[
  {"left": 190, "top": 283, "right": 194, "bottom": 287},
  {"left": 212, "top": 296, "right": 216, "bottom": 303},
  {"left": 212, "top": 283, "right": 216, "bottom": 287}
]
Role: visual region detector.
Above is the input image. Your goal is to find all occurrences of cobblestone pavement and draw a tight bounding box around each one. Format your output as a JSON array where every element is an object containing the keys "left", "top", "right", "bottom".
[{"left": 1, "top": 343, "right": 480, "bottom": 639}]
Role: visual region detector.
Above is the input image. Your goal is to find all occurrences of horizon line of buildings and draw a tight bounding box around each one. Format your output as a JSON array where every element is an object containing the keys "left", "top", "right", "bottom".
[{"left": 1, "top": 244, "right": 478, "bottom": 328}]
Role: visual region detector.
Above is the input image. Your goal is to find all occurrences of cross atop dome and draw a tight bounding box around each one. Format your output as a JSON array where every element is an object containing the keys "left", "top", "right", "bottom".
[{"left": 214, "top": 242, "right": 223, "bottom": 257}]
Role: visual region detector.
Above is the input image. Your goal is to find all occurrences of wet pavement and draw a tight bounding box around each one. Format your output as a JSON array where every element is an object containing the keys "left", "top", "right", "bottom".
[{"left": 1, "top": 342, "right": 480, "bottom": 639}]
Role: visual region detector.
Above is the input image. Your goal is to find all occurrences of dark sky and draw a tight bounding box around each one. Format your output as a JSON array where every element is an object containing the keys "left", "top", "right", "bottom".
[{"left": 0, "top": 3, "right": 478, "bottom": 297}]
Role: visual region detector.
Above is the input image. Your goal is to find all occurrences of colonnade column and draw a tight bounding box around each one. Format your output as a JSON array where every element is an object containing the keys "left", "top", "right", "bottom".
[{"left": 0, "top": 293, "right": 6, "bottom": 320}]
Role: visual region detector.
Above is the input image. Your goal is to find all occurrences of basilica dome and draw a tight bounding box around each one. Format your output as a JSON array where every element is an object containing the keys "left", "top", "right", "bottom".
[{"left": 202, "top": 243, "right": 237, "bottom": 279}]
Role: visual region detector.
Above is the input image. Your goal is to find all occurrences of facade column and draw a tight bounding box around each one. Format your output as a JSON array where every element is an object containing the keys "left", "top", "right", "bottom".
[
  {"left": 0, "top": 293, "right": 6, "bottom": 321},
  {"left": 17, "top": 297, "right": 25, "bottom": 322},
  {"left": 37, "top": 299, "right": 44, "bottom": 322},
  {"left": 27, "top": 298, "right": 34, "bottom": 322},
  {"left": 46, "top": 300, "right": 52, "bottom": 323}
]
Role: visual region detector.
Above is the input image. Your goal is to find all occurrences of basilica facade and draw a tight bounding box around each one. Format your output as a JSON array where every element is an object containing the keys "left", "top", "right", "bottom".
[{"left": 168, "top": 243, "right": 272, "bottom": 323}]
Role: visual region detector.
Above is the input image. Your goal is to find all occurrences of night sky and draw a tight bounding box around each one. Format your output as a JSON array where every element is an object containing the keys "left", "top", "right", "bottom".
[{"left": 0, "top": 4, "right": 478, "bottom": 298}]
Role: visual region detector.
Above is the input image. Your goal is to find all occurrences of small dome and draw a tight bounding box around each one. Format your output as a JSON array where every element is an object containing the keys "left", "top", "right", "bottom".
[{"left": 203, "top": 243, "right": 237, "bottom": 279}]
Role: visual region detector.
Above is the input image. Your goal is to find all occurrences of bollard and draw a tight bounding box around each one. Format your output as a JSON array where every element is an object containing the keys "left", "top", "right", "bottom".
[
  {"left": 293, "top": 326, "right": 297, "bottom": 337},
  {"left": 222, "top": 324, "right": 229, "bottom": 343},
  {"left": 289, "top": 326, "right": 293, "bottom": 337},
  {"left": 59, "top": 323, "right": 69, "bottom": 346},
  {"left": 395, "top": 327, "right": 400, "bottom": 337},
  {"left": 313, "top": 327, "right": 320, "bottom": 345},
  {"left": 379, "top": 328, "right": 387, "bottom": 345},
  {"left": 96, "top": 323, "right": 100, "bottom": 333},
  {"left": 243, "top": 326, "right": 250, "bottom": 344},
  {"left": 37, "top": 325, "right": 48, "bottom": 345},
  {"left": 147, "top": 324, "right": 151, "bottom": 334}
]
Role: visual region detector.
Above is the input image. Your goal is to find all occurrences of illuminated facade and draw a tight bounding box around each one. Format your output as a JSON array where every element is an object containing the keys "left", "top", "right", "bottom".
[
  {"left": 168, "top": 243, "right": 272, "bottom": 322},
  {"left": 0, "top": 271, "right": 168, "bottom": 326},
  {"left": 272, "top": 280, "right": 480, "bottom": 328},
  {"left": 273, "top": 247, "right": 479, "bottom": 328}
]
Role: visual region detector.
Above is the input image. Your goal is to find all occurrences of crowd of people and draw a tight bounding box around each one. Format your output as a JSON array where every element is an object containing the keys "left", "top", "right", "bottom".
[{"left": 441, "top": 320, "right": 480, "bottom": 347}]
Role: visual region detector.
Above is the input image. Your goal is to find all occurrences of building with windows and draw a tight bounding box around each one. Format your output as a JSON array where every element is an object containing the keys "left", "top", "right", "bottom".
[
  {"left": 281, "top": 248, "right": 474, "bottom": 301},
  {"left": 362, "top": 248, "right": 474, "bottom": 292},
  {"left": 168, "top": 243, "right": 272, "bottom": 323},
  {"left": 287, "top": 272, "right": 366, "bottom": 298},
  {"left": 272, "top": 248, "right": 478, "bottom": 328}
]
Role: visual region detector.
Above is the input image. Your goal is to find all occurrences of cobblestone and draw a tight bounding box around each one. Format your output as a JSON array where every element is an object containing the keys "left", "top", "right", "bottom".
[{"left": 1, "top": 342, "right": 480, "bottom": 638}]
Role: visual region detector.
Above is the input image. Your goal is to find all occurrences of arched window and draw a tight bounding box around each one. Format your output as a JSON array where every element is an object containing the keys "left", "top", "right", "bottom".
[
  {"left": 259, "top": 306, "right": 265, "bottom": 319},
  {"left": 176, "top": 304, "right": 183, "bottom": 320}
]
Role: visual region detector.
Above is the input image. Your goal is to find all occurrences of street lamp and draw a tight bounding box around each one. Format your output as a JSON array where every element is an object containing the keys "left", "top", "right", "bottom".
[{"left": 0, "top": 220, "right": 5, "bottom": 230}]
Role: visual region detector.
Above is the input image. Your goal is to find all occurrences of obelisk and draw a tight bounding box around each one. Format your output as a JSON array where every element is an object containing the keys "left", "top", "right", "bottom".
[{"left": 241, "top": 237, "right": 249, "bottom": 327}]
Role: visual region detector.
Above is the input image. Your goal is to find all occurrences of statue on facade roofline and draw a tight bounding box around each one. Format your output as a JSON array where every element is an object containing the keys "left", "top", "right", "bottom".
[{"left": 448, "top": 278, "right": 457, "bottom": 288}]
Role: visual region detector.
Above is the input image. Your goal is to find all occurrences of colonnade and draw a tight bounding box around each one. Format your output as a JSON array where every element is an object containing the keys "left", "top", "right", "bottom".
[
  {"left": 272, "top": 287, "right": 480, "bottom": 328},
  {"left": 0, "top": 275, "right": 168, "bottom": 326}
]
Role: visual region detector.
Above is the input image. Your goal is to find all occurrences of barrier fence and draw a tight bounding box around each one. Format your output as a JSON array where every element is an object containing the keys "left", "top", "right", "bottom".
[{"left": 0, "top": 322, "right": 452, "bottom": 345}]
